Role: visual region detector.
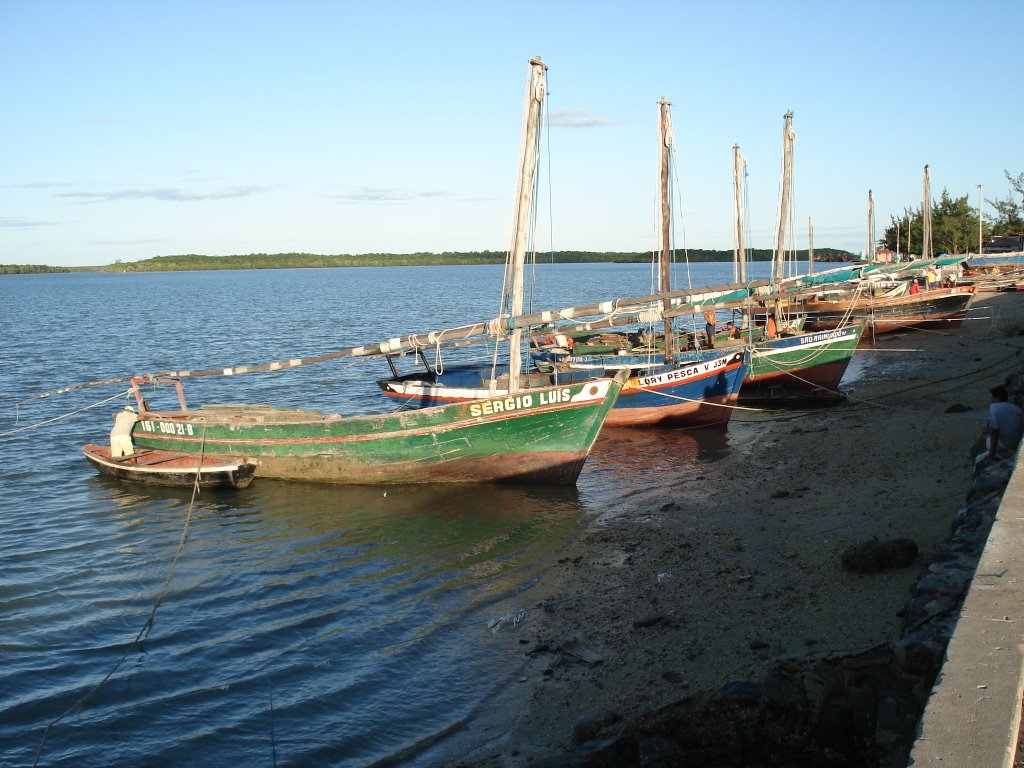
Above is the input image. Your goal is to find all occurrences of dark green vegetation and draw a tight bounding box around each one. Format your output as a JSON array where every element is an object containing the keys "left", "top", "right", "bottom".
[
  {"left": 882, "top": 169, "right": 1024, "bottom": 254},
  {"left": 102, "top": 248, "right": 855, "bottom": 273},
  {"left": 0, "top": 264, "right": 70, "bottom": 274}
]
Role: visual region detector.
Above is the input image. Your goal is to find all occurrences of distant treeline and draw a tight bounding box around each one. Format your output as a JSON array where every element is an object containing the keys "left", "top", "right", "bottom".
[
  {"left": 102, "top": 248, "right": 856, "bottom": 272},
  {"left": 0, "top": 264, "right": 71, "bottom": 274}
]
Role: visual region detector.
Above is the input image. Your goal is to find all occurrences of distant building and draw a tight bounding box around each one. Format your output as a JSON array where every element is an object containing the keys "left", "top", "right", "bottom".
[
  {"left": 982, "top": 235, "right": 1024, "bottom": 254},
  {"left": 874, "top": 248, "right": 896, "bottom": 263}
]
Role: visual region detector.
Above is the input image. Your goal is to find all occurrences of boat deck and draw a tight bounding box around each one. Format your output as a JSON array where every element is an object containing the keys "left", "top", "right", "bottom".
[{"left": 143, "top": 405, "right": 344, "bottom": 424}]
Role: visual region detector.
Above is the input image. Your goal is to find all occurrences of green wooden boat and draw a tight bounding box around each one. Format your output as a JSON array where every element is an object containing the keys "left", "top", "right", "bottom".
[
  {"left": 83, "top": 58, "right": 632, "bottom": 488},
  {"left": 743, "top": 323, "right": 864, "bottom": 395},
  {"left": 124, "top": 372, "right": 625, "bottom": 485}
]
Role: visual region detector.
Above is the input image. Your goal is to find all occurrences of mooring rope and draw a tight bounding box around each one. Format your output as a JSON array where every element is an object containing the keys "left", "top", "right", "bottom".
[
  {"left": 4, "top": 389, "right": 131, "bottom": 437},
  {"left": 33, "top": 426, "right": 208, "bottom": 767}
]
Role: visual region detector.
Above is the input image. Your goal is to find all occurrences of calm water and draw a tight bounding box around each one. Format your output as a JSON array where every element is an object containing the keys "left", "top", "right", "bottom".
[{"left": 0, "top": 262, "right": 819, "bottom": 767}]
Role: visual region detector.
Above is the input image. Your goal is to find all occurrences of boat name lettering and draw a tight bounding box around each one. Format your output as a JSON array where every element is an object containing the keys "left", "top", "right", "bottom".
[
  {"left": 140, "top": 420, "right": 194, "bottom": 436},
  {"left": 469, "top": 388, "right": 572, "bottom": 417},
  {"left": 800, "top": 329, "right": 848, "bottom": 345},
  {"left": 637, "top": 361, "right": 719, "bottom": 387}
]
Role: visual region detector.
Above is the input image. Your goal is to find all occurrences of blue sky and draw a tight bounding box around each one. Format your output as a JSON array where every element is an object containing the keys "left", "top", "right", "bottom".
[{"left": 2, "top": 0, "right": 1021, "bottom": 267}]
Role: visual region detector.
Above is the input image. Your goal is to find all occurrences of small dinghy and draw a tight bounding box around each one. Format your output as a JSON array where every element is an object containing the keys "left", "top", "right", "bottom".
[{"left": 82, "top": 444, "right": 256, "bottom": 490}]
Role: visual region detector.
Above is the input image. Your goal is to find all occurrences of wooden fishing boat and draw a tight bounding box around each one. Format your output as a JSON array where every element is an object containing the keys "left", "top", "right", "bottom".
[
  {"left": 790, "top": 176, "right": 975, "bottom": 336},
  {"left": 526, "top": 112, "right": 864, "bottom": 406},
  {"left": 742, "top": 323, "right": 864, "bottom": 395},
  {"left": 959, "top": 261, "right": 1024, "bottom": 292},
  {"left": 82, "top": 443, "right": 256, "bottom": 489},
  {"left": 728, "top": 112, "right": 863, "bottom": 398},
  {"left": 546, "top": 350, "right": 747, "bottom": 428},
  {"left": 536, "top": 321, "right": 863, "bottom": 402},
  {"left": 378, "top": 96, "right": 749, "bottom": 429},
  {"left": 385, "top": 350, "right": 747, "bottom": 428},
  {"left": 791, "top": 186, "right": 976, "bottom": 337},
  {"left": 799, "top": 285, "right": 976, "bottom": 335},
  {"left": 103, "top": 58, "right": 626, "bottom": 487},
  {"left": 124, "top": 372, "right": 624, "bottom": 485}
]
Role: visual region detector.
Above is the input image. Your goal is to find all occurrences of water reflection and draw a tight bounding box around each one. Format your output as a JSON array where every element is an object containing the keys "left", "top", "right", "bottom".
[
  {"left": 86, "top": 474, "right": 254, "bottom": 511},
  {"left": 46, "top": 477, "right": 594, "bottom": 766},
  {"left": 87, "top": 475, "right": 588, "bottom": 611},
  {"left": 582, "top": 426, "right": 731, "bottom": 495},
  {"left": 235, "top": 480, "right": 586, "bottom": 595}
]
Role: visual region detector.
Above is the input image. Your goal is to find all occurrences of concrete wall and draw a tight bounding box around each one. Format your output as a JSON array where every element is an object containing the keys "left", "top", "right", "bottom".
[{"left": 910, "top": 459, "right": 1024, "bottom": 766}]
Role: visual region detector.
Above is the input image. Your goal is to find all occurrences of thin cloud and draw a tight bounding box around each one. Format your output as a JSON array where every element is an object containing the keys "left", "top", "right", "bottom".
[
  {"left": 548, "top": 109, "right": 623, "bottom": 128},
  {"left": 0, "top": 216, "right": 58, "bottom": 229},
  {"left": 57, "top": 185, "right": 275, "bottom": 203},
  {"left": 7, "top": 182, "right": 71, "bottom": 189},
  {"left": 332, "top": 186, "right": 451, "bottom": 203},
  {"left": 89, "top": 237, "right": 172, "bottom": 245}
]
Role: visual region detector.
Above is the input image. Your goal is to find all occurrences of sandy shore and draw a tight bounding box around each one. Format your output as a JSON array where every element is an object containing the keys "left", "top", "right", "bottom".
[{"left": 436, "top": 289, "right": 1024, "bottom": 767}]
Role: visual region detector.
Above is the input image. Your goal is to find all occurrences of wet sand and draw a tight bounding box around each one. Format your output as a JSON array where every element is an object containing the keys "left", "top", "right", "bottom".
[{"left": 437, "top": 290, "right": 1024, "bottom": 767}]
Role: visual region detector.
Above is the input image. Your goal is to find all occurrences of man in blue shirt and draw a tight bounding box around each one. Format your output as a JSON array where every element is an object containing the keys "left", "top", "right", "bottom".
[{"left": 980, "top": 384, "right": 1024, "bottom": 464}]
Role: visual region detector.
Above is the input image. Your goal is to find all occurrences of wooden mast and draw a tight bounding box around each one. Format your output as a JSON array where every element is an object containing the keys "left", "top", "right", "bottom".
[
  {"left": 807, "top": 216, "right": 815, "bottom": 274},
  {"left": 733, "top": 144, "right": 751, "bottom": 329},
  {"left": 732, "top": 144, "right": 748, "bottom": 285},
  {"left": 770, "top": 110, "right": 795, "bottom": 329},
  {"left": 772, "top": 111, "right": 795, "bottom": 283},
  {"left": 504, "top": 56, "right": 547, "bottom": 393},
  {"left": 658, "top": 96, "right": 675, "bottom": 363}
]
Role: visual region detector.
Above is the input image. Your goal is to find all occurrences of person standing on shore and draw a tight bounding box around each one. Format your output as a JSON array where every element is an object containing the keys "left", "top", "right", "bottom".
[{"left": 978, "top": 384, "right": 1024, "bottom": 464}]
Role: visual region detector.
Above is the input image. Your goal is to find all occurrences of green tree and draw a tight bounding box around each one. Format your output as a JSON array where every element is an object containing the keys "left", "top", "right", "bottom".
[
  {"left": 0, "top": 264, "right": 69, "bottom": 274},
  {"left": 988, "top": 196, "right": 1024, "bottom": 236},
  {"left": 883, "top": 190, "right": 988, "bottom": 256},
  {"left": 1006, "top": 170, "right": 1024, "bottom": 208},
  {"left": 988, "top": 170, "right": 1024, "bottom": 236},
  {"left": 932, "top": 190, "right": 977, "bottom": 254},
  {"left": 881, "top": 171, "right": 1024, "bottom": 256},
  {"left": 882, "top": 207, "right": 918, "bottom": 255}
]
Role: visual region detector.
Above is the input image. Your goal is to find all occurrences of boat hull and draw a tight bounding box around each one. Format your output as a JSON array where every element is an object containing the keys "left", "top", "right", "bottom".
[
  {"left": 801, "top": 288, "right": 976, "bottom": 335},
  {"left": 558, "top": 352, "right": 746, "bottom": 428},
  {"left": 380, "top": 352, "right": 747, "bottom": 429},
  {"left": 129, "top": 377, "right": 624, "bottom": 486},
  {"left": 82, "top": 444, "right": 256, "bottom": 489},
  {"left": 742, "top": 325, "right": 863, "bottom": 396}
]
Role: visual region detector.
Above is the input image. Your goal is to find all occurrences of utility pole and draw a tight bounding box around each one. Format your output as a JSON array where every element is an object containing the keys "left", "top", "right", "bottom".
[
  {"left": 922, "top": 165, "right": 932, "bottom": 260},
  {"left": 867, "top": 190, "right": 875, "bottom": 262},
  {"left": 977, "top": 183, "right": 984, "bottom": 256}
]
